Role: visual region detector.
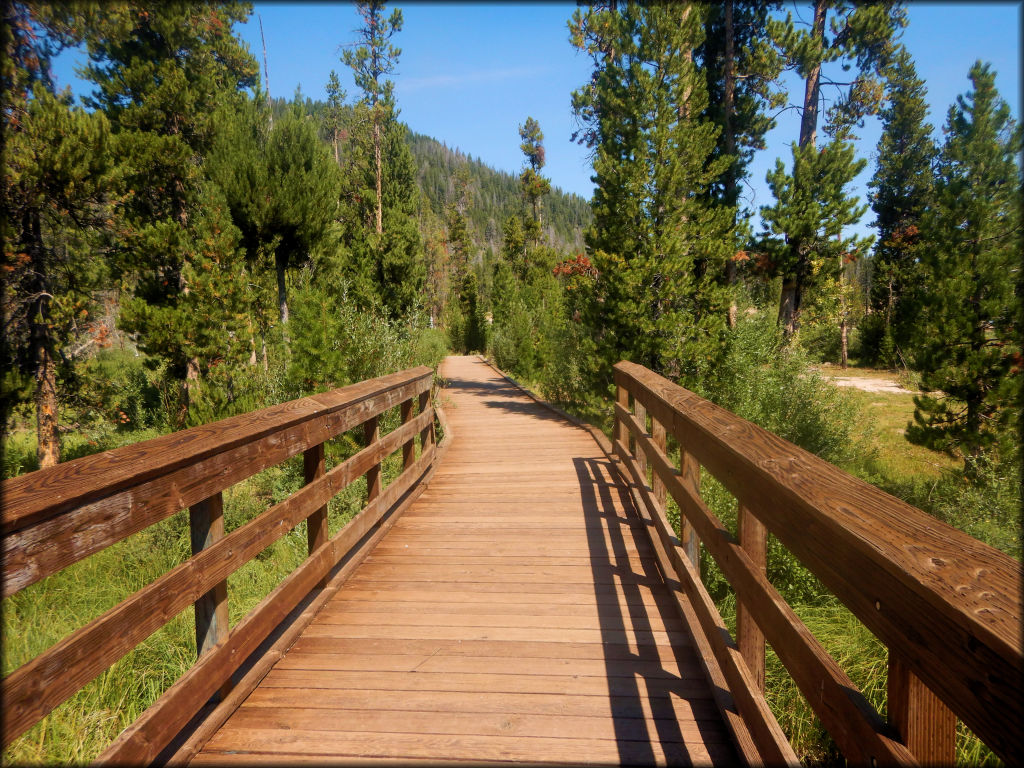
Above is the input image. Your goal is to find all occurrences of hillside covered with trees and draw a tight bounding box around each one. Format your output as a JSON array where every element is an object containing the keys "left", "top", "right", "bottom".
[{"left": 2, "top": 1, "right": 1020, "bottom": 764}]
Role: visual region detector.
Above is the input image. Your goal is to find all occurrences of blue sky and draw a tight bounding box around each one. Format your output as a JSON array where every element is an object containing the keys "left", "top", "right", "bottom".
[{"left": 52, "top": 2, "right": 1021, "bottom": 238}]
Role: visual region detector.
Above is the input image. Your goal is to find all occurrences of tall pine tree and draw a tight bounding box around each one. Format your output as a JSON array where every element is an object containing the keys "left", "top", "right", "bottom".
[
  {"left": 864, "top": 45, "right": 936, "bottom": 365},
  {"left": 79, "top": 2, "right": 258, "bottom": 425},
  {"left": 518, "top": 116, "right": 551, "bottom": 243},
  {"left": 699, "top": 0, "right": 784, "bottom": 327},
  {"left": 570, "top": 2, "right": 732, "bottom": 387},
  {"left": 341, "top": 1, "right": 424, "bottom": 316},
  {"left": 907, "top": 62, "right": 1022, "bottom": 470},
  {"left": 3, "top": 4, "right": 118, "bottom": 466},
  {"left": 765, "top": 0, "right": 903, "bottom": 337}
]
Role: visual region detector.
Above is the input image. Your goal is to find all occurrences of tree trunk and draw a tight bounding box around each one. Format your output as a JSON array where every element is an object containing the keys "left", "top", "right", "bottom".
[
  {"left": 840, "top": 316, "right": 848, "bottom": 368},
  {"left": 723, "top": 0, "right": 738, "bottom": 329},
  {"left": 799, "top": 1, "right": 827, "bottom": 151},
  {"left": 777, "top": 277, "right": 801, "bottom": 337},
  {"left": 26, "top": 210, "right": 60, "bottom": 469},
  {"left": 33, "top": 304, "right": 60, "bottom": 469},
  {"left": 276, "top": 250, "right": 290, "bottom": 349},
  {"left": 677, "top": 5, "right": 694, "bottom": 120},
  {"left": 176, "top": 356, "right": 201, "bottom": 428},
  {"left": 373, "top": 114, "right": 383, "bottom": 235},
  {"left": 839, "top": 244, "right": 848, "bottom": 368}
]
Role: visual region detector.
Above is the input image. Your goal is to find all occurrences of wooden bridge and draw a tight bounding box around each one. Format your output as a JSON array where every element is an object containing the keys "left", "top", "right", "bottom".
[{"left": 2, "top": 355, "right": 1021, "bottom": 765}]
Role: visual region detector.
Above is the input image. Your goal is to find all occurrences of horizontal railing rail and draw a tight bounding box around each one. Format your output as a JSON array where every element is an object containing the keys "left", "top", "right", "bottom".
[
  {"left": 1, "top": 366, "right": 437, "bottom": 763},
  {"left": 613, "top": 360, "right": 1022, "bottom": 766}
]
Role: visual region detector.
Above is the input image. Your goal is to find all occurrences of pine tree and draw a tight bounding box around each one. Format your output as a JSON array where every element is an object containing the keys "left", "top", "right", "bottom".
[
  {"left": 518, "top": 116, "right": 551, "bottom": 242},
  {"left": 341, "top": 0, "right": 402, "bottom": 236},
  {"left": 340, "top": 1, "right": 424, "bottom": 316},
  {"left": 569, "top": 2, "right": 733, "bottom": 387},
  {"left": 263, "top": 101, "right": 343, "bottom": 341},
  {"left": 79, "top": 2, "right": 259, "bottom": 425},
  {"left": 907, "top": 62, "right": 1022, "bottom": 469},
  {"left": 377, "top": 118, "right": 425, "bottom": 314},
  {"left": 699, "top": 0, "right": 784, "bottom": 327},
  {"left": 446, "top": 166, "right": 474, "bottom": 285},
  {"left": 760, "top": 139, "right": 874, "bottom": 351},
  {"left": 324, "top": 70, "right": 347, "bottom": 165},
  {"left": 765, "top": 1, "right": 904, "bottom": 337},
  {"left": 3, "top": 85, "right": 117, "bottom": 467},
  {"left": 2, "top": 3, "right": 118, "bottom": 466},
  {"left": 865, "top": 46, "right": 936, "bottom": 365}
]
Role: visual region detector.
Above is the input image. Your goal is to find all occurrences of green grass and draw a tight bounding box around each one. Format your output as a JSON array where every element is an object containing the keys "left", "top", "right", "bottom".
[{"left": 835, "top": 386, "right": 959, "bottom": 481}]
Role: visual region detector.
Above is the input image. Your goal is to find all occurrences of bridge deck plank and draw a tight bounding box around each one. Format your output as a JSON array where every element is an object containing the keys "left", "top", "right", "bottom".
[{"left": 195, "top": 355, "right": 738, "bottom": 765}]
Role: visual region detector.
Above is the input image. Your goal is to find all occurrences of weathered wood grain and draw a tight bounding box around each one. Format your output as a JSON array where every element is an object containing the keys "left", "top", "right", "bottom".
[
  {"left": 1, "top": 402, "right": 432, "bottom": 748},
  {"left": 2, "top": 367, "right": 430, "bottom": 533},
  {"left": 303, "top": 442, "right": 328, "bottom": 590},
  {"left": 97, "top": 448, "right": 434, "bottom": 765},
  {"left": 617, "top": 406, "right": 914, "bottom": 764},
  {"left": 616, "top": 360, "right": 1022, "bottom": 762},
  {"left": 2, "top": 370, "right": 431, "bottom": 597},
  {"left": 888, "top": 651, "right": 955, "bottom": 764},
  {"left": 737, "top": 505, "right": 766, "bottom": 693},
  {"left": 615, "top": 427, "right": 797, "bottom": 766},
  {"left": 194, "top": 356, "right": 738, "bottom": 766}
]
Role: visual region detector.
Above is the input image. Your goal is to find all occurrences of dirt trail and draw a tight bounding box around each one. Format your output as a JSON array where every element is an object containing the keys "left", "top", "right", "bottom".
[{"left": 814, "top": 369, "right": 915, "bottom": 395}]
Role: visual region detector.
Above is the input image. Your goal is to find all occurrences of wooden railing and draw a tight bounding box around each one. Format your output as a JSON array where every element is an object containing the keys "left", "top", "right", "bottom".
[
  {"left": 612, "top": 361, "right": 1022, "bottom": 766},
  {"left": 1, "top": 366, "right": 436, "bottom": 764}
]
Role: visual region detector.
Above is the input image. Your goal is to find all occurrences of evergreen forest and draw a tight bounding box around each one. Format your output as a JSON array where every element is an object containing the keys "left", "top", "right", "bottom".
[{"left": 2, "top": 2, "right": 1020, "bottom": 765}]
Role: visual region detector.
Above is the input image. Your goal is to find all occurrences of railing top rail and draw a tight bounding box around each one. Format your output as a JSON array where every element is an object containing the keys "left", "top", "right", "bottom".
[
  {"left": 614, "top": 360, "right": 1021, "bottom": 643},
  {"left": 2, "top": 366, "right": 432, "bottom": 536},
  {"left": 614, "top": 360, "right": 1022, "bottom": 759}
]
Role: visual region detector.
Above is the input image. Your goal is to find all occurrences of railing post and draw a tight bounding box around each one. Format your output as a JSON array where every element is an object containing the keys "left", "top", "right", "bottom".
[
  {"left": 419, "top": 389, "right": 432, "bottom": 454},
  {"left": 615, "top": 383, "right": 630, "bottom": 459},
  {"left": 189, "top": 491, "right": 231, "bottom": 699},
  {"left": 401, "top": 398, "right": 415, "bottom": 471},
  {"left": 651, "top": 417, "right": 667, "bottom": 510},
  {"left": 364, "top": 415, "right": 381, "bottom": 502},
  {"left": 737, "top": 504, "right": 767, "bottom": 692},
  {"left": 633, "top": 399, "right": 648, "bottom": 484},
  {"left": 888, "top": 652, "right": 956, "bottom": 763},
  {"left": 679, "top": 447, "right": 701, "bottom": 569},
  {"left": 304, "top": 443, "right": 328, "bottom": 588}
]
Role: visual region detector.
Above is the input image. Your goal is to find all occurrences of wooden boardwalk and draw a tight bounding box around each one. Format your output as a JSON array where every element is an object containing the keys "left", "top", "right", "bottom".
[{"left": 194, "top": 355, "right": 736, "bottom": 765}]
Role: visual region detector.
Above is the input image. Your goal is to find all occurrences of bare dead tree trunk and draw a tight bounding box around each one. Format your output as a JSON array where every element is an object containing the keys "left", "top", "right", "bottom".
[
  {"left": 259, "top": 13, "right": 273, "bottom": 130},
  {"left": 276, "top": 250, "right": 291, "bottom": 349},
  {"left": 779, "top": 0, "right": 826, "bottom": 339}
]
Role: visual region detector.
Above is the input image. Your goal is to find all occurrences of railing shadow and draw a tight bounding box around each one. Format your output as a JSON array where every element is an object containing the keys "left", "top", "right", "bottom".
[
  {"left": 575, "top": 455, "right": 697, "bottom": 764},
  {"left": 467, "top": 370, "right": 733, "bottom": 762}
]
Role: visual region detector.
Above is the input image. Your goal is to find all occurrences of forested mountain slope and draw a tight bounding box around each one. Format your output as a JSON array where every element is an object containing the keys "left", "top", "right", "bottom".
[
  {"left": 408, "top": 131, "right": 590, "bottom": 254},
  {"left": 273, "top": 96, "right": 590, "bottom": 253}
]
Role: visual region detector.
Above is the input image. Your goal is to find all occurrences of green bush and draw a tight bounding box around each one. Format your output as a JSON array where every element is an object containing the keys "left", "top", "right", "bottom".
[
  {"left": 287, "top": 273, "right": 438, "bottom": 396},
  {"left": 709, "top": 314, "right": 868, "bottom": 468},
  {"left": 75, "top": 348, "right": 164, "bottom": 430},
  {"left": 490, "top": 296, "right": 538, "bottom": 380}
]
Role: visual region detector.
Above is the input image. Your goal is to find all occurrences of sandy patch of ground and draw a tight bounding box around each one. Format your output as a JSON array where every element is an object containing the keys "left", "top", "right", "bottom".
[{"left": 824, "top": 375, "right": 914, "bottom": 395}]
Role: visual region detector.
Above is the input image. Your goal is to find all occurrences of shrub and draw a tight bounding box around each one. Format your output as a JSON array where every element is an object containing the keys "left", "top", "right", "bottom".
[
  {"left": 490, "top": 296, "right": 537, "bottom": 380},
  {"left": 709, "top": 314, "right": 867, "bottom": 468}
]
